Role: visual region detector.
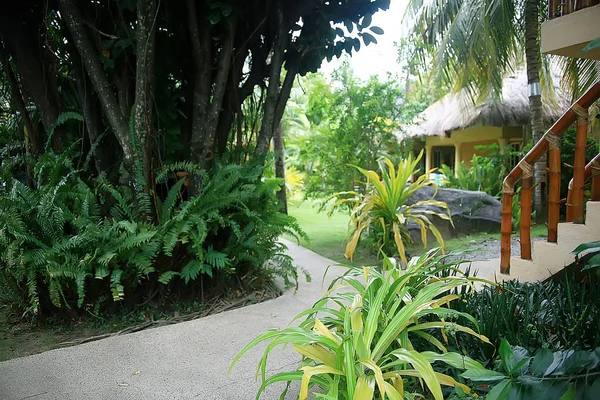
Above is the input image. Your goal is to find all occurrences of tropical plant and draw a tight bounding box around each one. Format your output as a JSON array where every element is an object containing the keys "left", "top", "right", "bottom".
[
  {"left": 572, "top": 241, "right": 600, "bottom": 275},
  {"left": 334, "top": 152, "right": 451, "bottom": 264},
  {"left": 0, "top": 153, "right": 306, "bottom": 318},
  {"left": 404, "top": 0, "right": 549, "bottom": 213},
  {"left": 449, "top": 273, "right": 600, "bottom": 363},
  {"left": 295, "top": 66, "right": 406, "bottom": 202},
  {"left": 467, "top": 339, "right": 600, "bottom": 399},
  {"left": 230, "top": 249, "right": 494, "bottom": 400}
]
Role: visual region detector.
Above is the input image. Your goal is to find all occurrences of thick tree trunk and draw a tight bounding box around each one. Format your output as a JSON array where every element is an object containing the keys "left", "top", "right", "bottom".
[
  {"left": 134, "top": 0, "right": 158, "bottom": 189},
  {"left": 186, "top": 0, "right": 235, "bottom": 194},
  {"left": 1, "top": 47, "right": 40, "bottom": 157},
  {"left": 58, "top": 0, "right": 134, "bottom": 174},
  {"left": 5, "top": 26, "right": 64, "bottom": 153},
  {"left": 273, "top": 121, "right": 287, "bottom": 214},
  {"left": 525, "top": 0, "right": 546, "bottom": 217},
  {"left": 73, "top": 58, "right": 114, "bottom": 176},
  {"left": 255, "top": 7, "right": 287, "bottom": 157}
]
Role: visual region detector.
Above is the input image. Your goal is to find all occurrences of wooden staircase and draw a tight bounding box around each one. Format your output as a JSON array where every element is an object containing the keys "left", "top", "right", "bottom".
[{"left": 470, "top": 81, "right": 600, "bottom": 282}]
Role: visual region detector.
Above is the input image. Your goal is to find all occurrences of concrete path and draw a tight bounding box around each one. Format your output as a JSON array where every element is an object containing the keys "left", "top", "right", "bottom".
[{"left": 0, "top": 239, "right": 346, "bottom": 400}]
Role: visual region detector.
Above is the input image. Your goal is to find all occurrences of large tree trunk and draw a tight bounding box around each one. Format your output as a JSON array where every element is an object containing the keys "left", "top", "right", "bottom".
[
  {"left": 134, "top": 0, "right": 158, "bottom": 190},
  {"left": 4, "top": 24, "right": 64, "bottom": 153},
  {"left": 524, "top": 0, "right": 546, "bottom": 217},
  {"left": 73, "top": 57, "right": 115, "bottom": 176},
  {"left": 186, "top": 0, "right": 235, "bottom": 194},
  {"left": 273, "top": 121, "right": 287, "bottom": 214},
  {"left": 58, "top": 0, "right": 134, "bottom": 175},
  {"left": 0, "top": 46, "right": 40, "bottom": 157}
]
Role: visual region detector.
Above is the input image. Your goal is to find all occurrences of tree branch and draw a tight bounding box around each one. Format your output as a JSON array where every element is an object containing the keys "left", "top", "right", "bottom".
[{"left": 58, "top": 0, "right": 133, "bottom": 171}]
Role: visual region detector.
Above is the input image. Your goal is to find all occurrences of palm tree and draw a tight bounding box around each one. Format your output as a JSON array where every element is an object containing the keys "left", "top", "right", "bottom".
[{"left": 403, "top": 0, "right": 548, "bottom": 213}]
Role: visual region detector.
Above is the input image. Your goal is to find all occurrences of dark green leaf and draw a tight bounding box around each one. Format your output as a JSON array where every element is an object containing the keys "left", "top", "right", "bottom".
[
  {"left": 460, "top": 369, "right": 506, "bottom": 382},
  {"left": 571, "top": 241, "right": 600, "bottom": 256},
  {"left": 360, "top": 14, "right": 372, "bottom": 29},
  {"left": 564, "top": 350, "right": 591, "bottom": 374},
  {"left": 344, "top": 20, "right": 353, "bottom": 33},
  {"left": 582, "top": 253, "right": 600, "bottom": 271},
  {"left": 181, "top": 260, "right": 201, "bottom": 284},
  {"left": 362, "top": 32, "right": 377, "bottom": 46},
  {"left": 485, "top": 380, "right": 512, "bottom": 400},
  {"left": 531, "top": 348, "right": 553, "bottom": 377},
  {"left": 370, "top": 26, "right": 384, "bottom": 35}
]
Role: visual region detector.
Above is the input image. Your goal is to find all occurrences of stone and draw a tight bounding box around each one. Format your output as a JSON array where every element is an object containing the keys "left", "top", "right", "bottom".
[{"left": 406, "top": 186, "right": 502, "bottom": 243}]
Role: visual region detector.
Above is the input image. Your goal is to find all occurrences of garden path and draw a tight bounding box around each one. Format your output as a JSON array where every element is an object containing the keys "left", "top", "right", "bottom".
[{"left": 0, "top": 239, "right": 343, "bottom": 400}]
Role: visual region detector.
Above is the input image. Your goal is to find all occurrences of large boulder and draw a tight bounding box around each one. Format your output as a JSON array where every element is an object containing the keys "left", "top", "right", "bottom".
[{"left": 406, "top": 186, "right": 502, "bottom": 243}]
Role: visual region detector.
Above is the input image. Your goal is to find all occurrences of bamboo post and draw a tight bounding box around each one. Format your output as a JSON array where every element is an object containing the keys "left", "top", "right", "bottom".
[
  {"left": 547, "top": 133, "right": 561, "bottom": 242},
  {"left": 500, "top": 188, "right": 514, "bottom": 274},
  {"left": 548, "top": 0, "right": 558, "bottom": 18},
  {"left": 498, "top": 81, "right": 600, "bottom": 273},
  {"left": 572, "top": 105, "right": 589, "bottom": 224},
  {"left": 593, "top": 175, "right": 600, "bottom": 201},
  {"left": 566, "top": 180, "right": 574, "bottom": 222},
  {"left": 519, "top": 162, "right": 533, "bottom": 260},
  {"left": 593, "top": 161, "right": 600, "bottom": 201}
]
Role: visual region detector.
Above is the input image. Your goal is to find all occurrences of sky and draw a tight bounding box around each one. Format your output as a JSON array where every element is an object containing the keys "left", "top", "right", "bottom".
[{"left": 319, "top": 0, "right": 410, "bottom": 81}]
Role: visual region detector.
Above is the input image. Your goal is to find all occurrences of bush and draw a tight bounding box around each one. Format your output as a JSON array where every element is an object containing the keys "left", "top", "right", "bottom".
[
  {"left": 447, "top": 271, "right": 600, "bottom": 364},
  {"left": 0, "top": 154, "right": 305, "bottom": 319},
  {"left": 230, "top": 249, "right": 494, "bottom": 400},
  {"left": 334, "top": 153, "right": 451, "bottom": 263}
]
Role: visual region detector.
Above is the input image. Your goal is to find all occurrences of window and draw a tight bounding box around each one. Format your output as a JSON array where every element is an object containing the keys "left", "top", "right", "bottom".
[{"left": 432, "top": 146, "right": 455, "bottom": 170}]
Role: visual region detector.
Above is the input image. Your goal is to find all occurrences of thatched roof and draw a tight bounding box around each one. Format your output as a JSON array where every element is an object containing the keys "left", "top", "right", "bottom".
[{"left": 401, "top": 70, "right": 570, "bottom": 138}]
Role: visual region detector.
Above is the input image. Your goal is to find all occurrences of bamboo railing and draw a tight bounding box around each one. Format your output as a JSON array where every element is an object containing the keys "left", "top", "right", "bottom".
[
  {"left": 565, "top": 153, "right": 600, "bottom": 221},
  {"left": 500, "top": 81, "right": 600, "bottom": 274},
  {"left": 548, "top": 0, "right": 600, "bottom": 19}
]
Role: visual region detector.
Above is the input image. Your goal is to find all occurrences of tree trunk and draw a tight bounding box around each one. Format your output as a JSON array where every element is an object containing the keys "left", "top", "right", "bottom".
[
  {"left": 134, "top": 0, "right": 158, "bottom": 189},
  {"left": 58, "top": 0, "right": 134, "bottom": 174},
  {"left": 73, "top": 56, "right": 115, "bottom": 176},
  {"left": 524, "top": 0, "right": 546, "bottom": 217},
  {"left": 273, "top": 121, "right": 287, "bottom": 214},
  {"left": 5, "top": 25, "right": 64, "bottom": 153},
  {"left": 255, "top": 7, "right": 287, "bottom": 157},
  {"left": 0, "top": 46, "right": 40, "bottom": 157}
]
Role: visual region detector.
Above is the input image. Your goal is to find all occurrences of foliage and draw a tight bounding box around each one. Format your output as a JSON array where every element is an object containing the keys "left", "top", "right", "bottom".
[
  {"left": 572, "top": 241, "right": 600, "bottom": 275},
  {"left": 230, "top": 249, "right": 494, "bottom": 400},
  {"left": 448, "top": 273, "right": 600, "bottom": 363},
  {"left": 0, "top": 153, "right": 305, "bottom": 318},
  {"left": 334, "top": 153, "right": 451, "bottom": 263},
  {"left": 467, "top": 339, "right": 600, "bottom": 399},
  {"left": 292, "top": 67, "right": 407, "bottom": 202},
  {"left": 439, "top": 143, "right": 522, "bottom": 199}
]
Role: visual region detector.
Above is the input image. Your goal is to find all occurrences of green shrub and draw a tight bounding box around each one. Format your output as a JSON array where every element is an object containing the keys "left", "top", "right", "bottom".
[
  {"left": 333, "top": 153, "right": 451, "bottom": 264},
  {"left": 448, "top": 272, "right": 600, "bottom": 363},
  {"left": 230, "top": 249, "right": 494, "bottom": 400},
  {"left": 0, "top": 155, "right": 305, "bottom": 318},
  {"left": 470, "top": 339, "right": 600, "bottom": 399}
]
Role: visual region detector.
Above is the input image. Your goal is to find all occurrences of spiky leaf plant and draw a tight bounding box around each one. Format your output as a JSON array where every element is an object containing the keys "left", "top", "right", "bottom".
[
  {"left": 230, "top": 249, "right": 494, "bottom": 400},
  {"left": 334, "top": 152, "right": 451, "bottom": 263}
]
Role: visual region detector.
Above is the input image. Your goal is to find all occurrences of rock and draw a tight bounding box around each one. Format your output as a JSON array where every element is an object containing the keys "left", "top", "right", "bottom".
[{"left": 406, "top": 186, "right": 502, "bottom": 243}]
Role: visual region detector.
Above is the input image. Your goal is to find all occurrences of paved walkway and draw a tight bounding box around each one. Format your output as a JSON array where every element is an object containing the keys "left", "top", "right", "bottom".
[{"left": 0, "top": 239, "right": 346, "bottom": 400}]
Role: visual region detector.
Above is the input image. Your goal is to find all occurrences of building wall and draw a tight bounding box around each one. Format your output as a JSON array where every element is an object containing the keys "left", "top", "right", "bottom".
[{"left": 422, "top": 125, "right": 524, "bottom": 171}]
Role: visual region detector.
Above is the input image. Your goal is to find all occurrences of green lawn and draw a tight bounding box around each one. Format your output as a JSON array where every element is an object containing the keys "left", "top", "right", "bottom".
[
  {"left": 285, "top": 199, "right": 547, "bottom": 265},
  {"left": 285, "top": 200, "right": 377, "bottom": 265}
]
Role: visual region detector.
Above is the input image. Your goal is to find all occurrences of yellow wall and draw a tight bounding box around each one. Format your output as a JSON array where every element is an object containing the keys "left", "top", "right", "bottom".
[{"left": 424, "top": 125, "right": 524, "bottom": 169}]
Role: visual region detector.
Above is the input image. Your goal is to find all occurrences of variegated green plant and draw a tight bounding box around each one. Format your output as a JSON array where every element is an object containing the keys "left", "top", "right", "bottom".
[
  {"left": 334, "top": 152, "right": 451, "bottom": 264},
  {"left": 230, "top": 249, "right": 495, "bottom": 400}
]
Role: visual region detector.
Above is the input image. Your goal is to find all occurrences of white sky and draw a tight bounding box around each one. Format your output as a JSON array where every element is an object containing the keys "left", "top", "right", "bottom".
[{"left": 319, "top": 0, "right": 409, "bottom": 81}]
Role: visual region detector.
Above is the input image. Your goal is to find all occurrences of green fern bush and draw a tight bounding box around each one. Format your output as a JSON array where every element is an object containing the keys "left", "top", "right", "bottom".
[{"left": 0, "top": 154, "right": 305, "bottom": 318}]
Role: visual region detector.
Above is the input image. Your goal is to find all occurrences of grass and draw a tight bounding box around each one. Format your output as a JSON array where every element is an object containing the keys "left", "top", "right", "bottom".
[
  {"left": 286, "top": 199, "right": 548, "bottom": 264},
  {"left": 285, "top": 199, "right": 378, "bottom": 266}
]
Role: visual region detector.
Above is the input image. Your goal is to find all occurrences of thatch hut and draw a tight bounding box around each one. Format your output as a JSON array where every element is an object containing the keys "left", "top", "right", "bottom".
[{"left": 400, "top": 69, "right": 570, "bottom": 172}]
